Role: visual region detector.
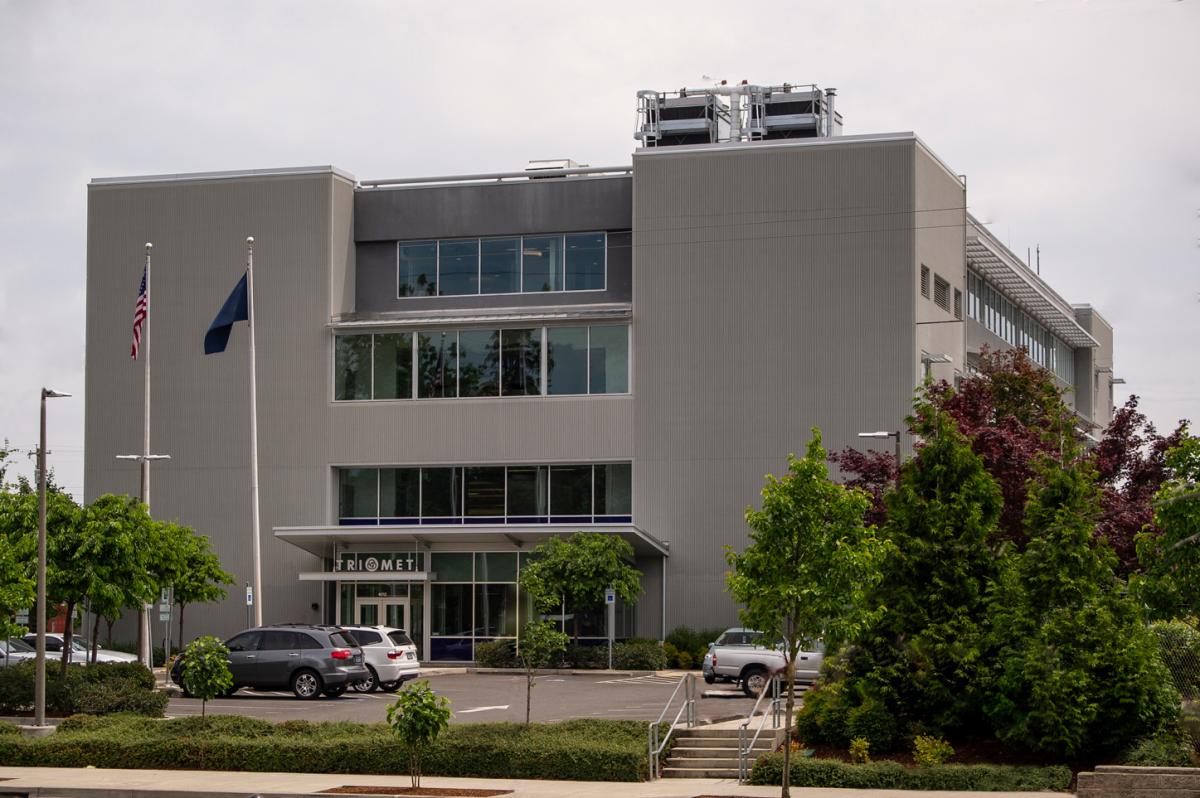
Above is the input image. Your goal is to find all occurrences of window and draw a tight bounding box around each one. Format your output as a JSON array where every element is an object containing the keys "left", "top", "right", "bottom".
[
  {"left": 351, "top": 630, "right": 382, "bottom": 645},
  {"left": 339, "top": 468, "right": 378, "bottom": 519},
  {"left": 373, "top": 332, "right": 412, "bottom": 399},
  {"left": 522, "top": 235, "right": 563, "bottom": 292},
  {"left": 297, "top": 633, "right": 321, "bottom": 649},
  {"left": 464, "top": 467, "right": 505, "bottom": 518},
  {"left": 258, "top": 631, "right": 298, "bottom": 650},
  {"left": 953, "top": 288, "right": 963, "bottom": 320},
  {"left": 500, "top": 328, "right": 540, "bottom": 396},
  {"left": 417, "top": 331, "right": 456, "bottom": 398},
  {"left": 226, "top": 632, "right": 260, "bottom": 652},
  {"left": 934, "top": 275, "right": 950, "bottom": 311},
  {"left": 589, "top": 325, "right": 629, "bottom": 394},
  {"left": 550, "top": 465, "right": 592, "bottom": 518},
  {"left": 457, "top": 329, "right": 500, "bottom": 397},
  {"left": 475, "top": 584, "right": 517, "bottom": 637},
  {"left": 380, "top": 468, "right": 420, "bottom": 520},
  {"left": 422, "top": 468, "right": 461, "bottom": 518},
  {"left": 334, "top": 335, "right": 372, "bottom": 400},
  {"left": 388, "top": 630, "right": 415, "bottom": 646},
  {"left": 480, "top": 238, "right": 520, "bottom": 294},
  {"left": 595, "top": 463, "right": 632, "bottom": 517},
  {"left": 565, "top": 233, "right": 605, "bottom": 291},
  {"left": 399, "top": 242, "right": 437, "bottom": 297},
  {"left": 474, "top": 552, "right": 517, "bottom": 582},
  {"left": 506, "top": 465, "right": 548, "bottom": 519},
  {"left": 546, "top": 326, "right": 588, "bottom": 395},
  {"left": 920, "top": 265, "right": 930, "bottom": 298},
  {"left": 437, "top": 239, "right": 479, "bottom": 296}
]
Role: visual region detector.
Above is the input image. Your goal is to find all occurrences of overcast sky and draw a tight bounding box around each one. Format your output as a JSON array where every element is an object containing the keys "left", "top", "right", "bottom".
[{"left": 1, "top": 0, "right": 1196, "bottom": 500}]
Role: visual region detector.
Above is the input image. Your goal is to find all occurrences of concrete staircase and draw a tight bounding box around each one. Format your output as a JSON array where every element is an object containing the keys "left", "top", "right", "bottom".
[{"left": 662, "top": 723, "right": 789, "bottom": 779}]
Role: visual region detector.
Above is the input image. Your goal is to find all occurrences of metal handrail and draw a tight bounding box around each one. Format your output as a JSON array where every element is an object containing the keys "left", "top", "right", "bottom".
[
  {"left": 647, "top": 673, "right": 695, "bottom": 780},
  {"left": 738, "top": 675, "right": 783, "bottom": 782}
]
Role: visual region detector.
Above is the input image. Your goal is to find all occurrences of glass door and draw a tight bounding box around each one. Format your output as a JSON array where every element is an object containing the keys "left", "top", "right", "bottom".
[{"left": 355, "top": 597, "right": 409, "bottom": 631}]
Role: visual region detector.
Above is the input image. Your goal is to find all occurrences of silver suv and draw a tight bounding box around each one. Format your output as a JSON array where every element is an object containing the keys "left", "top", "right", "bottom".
[
  {"left": 171, "top": 624, "right": 369, "bottom": 700},
  {"left": 706, "top": 627, "right": 825, "bottom": 697},
  {"left": 341, "top": 625, "right": 420, "bottom": 692}
]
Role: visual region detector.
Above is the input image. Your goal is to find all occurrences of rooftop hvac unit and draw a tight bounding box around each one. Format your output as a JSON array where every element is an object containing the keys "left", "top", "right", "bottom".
[{"left": 636, "top": 93, "right": 722, "bottom": 147}]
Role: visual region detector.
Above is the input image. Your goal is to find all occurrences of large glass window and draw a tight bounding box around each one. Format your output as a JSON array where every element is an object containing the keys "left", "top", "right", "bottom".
[
  {"left": 422, "top": 468, "right": 461, "bottom": 518},
  {"left": 339, "top": 469, "right": 378, "bottom": 519},
  {"left": 565, "top": 233, "right": 605, "bottom": 291},
  {"left": 550, "top": 465, "right": 592, "bottom": 518},
  {"left": 588, "top": 325, "right": 629, "bottom": 394},
  {"left": 464, "top": 467, "right": 505, "bottom": 518},
  {"left": 501, "top": 328, "right": 540, "bottom": 396},
  {"left": 595, "top": 463, "right": 632, "bottom": 516},
  {"left": 432, "top": 553, "right": 473, "bottom": 582},
  {"left": 506, "top": 465, "right": 548, "bottom": 519},
  {"left": 437, "top": 239, "right": 479, "bottom": 297},
  {"left": 475, "top": 584, "right": 517, "bottom": 637},
  {"left": 334, "top": 335, "right": 372, "bottom": 400},
  {"left": 380, "top": 468, "right": 420, "bottom": 520},
  {"left": 522, "top": 236, "right": 563, "bottom": 292},
  {"left": 480, "top": 238, "right": 520, "bottom": 294},
  {"left": 373, "top": 332, "right": 412, "bottom": 400},
  {"left": 431, "top": 584, "right": 472, "bottom": 636},
  {"left": 474, "top": 552, "right": 517, "bottom": 583},
  {"left": 417, "top": 331, "right": 456, "bottom": 398},
  {"left": 457, "top": 329, "right": 500, "bottom": 397},
  {"left": 399, "top": 242, "right": 437, "bottom": 297},
  {"left": 546, "top": 326, "right": 588, "bottom": 395}
]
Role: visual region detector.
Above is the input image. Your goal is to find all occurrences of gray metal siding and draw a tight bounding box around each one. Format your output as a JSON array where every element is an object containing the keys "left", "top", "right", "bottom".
[
  {"left": 631, "top": 139, "right": 917, "bottom": 635},
  {"left": 913, "top": 145, "right": 967, "bottom": 384}
]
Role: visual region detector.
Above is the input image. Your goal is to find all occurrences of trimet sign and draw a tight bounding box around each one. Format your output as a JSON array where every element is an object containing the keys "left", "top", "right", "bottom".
[{"left": 336, "top": 552, "right": 424, "bottom": 573}]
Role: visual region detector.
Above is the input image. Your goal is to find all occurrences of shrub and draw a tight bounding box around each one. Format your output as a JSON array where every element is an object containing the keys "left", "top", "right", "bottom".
[
  {"left": 848, "top": 737, "right": 870, "bottom": 764},
  {"left": 1121, "top": 729, "right": 1196, "bottom": 767},
  {"left": 473, "top": 640, "right": 517, "bottom": 669},
  {"left": 0, "top": 661, "right": 163, "bottom": 717},
  {"left": 561, "top": 644, "right": 607, "bottom": 670},
  {"left": 180, "top": 636, "right": 232, "bottom": 717},
  {"left": 845, "top": 697, "right": 898, "bottom": 753},
  {"left": 79, "top": 662, "right": 155, "bottom": 690},
  {"left": 612, "top": 639, "right": 665, "bottom": 671},
  {"left": 74, "top": 680, "right": 168, "bottom": 717},
  {"left": 663, "top": 626, "right": 724, "bottom": 669},
  {"left": 0, "top": 721, "right": 18, "bottom": 737},
  {"left": 748, "top": 754, "right": 1072, "bottom": 791},
  {"left": 387, "top": 681, "right": 452, "bottom": 788},
  {"left": 1152, "top": 619, "right": 1200, "bottom": 700},
  {"left": 912, "top": 734, "right": 955, "bottom": 766},
  {"left": 795, "top": 682, "right": 850, "bottom": 747}
]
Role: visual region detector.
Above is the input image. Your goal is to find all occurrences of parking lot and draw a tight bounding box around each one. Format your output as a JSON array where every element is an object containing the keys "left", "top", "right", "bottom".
[{"left": 166, "top": 672, "right": 762, "bottom": 724}]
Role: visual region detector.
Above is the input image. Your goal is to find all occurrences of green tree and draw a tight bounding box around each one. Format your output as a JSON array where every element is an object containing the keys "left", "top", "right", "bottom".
[
  {"left": 1133, "top": 433, "right": 1200, "bottom": 619},
  {"left": 180, "top": 635, "right": 233, "bottom": 719},
  {"left": 519, "top": 532, "right": 642, "bottom": 640},
  {"left": 386, "top": 680, "right": 452, "bottom": 788},
  {"left": 78, "top": 495, "right": 156, "bottom": 662},
  {"left": 518, "top": 620, "right": 568, "bottom": 726},
  {"left": 166, "top": 527, "right": 232, "bottom": 646},
  {"left": 987, "top": 457, "right": 1179, "bottom": 756},
  {"left": 848, "top": 403, "right": 1004, "bottom": 736},
  {"left": 726, "top": 428, "right": 888, "bottom": 798},
  {"left": 0, "top": 491, "right": 36, "bottom": 638}
]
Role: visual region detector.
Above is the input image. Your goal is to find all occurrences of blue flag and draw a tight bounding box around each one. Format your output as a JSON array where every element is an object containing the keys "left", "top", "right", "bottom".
[{"left": 204, "top": 272, "right": 249, "bottom": 354}]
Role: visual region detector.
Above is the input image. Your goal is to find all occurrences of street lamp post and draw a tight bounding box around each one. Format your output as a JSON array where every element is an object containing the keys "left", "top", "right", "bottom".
[
  {"left": 114, "top": 452, "right": 171, "bottom": 670},
  {"left": 857, "top": 430, "right": 902, "bottom": 487},
  {"left": 35, "top": 388, "right": 71, "bottom": 730}
]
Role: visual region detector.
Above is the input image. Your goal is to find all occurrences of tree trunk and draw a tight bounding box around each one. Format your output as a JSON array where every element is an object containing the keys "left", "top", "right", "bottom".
[
  {"left": 105, "top": 616, "right": 115, "bottom": 648},
  {"left": 178, "top": 603, "right": 186, "bottom": 651},
  {"left": 60, "top": 600, "right": 75, "bottom": 680},
  {"left": 91, "top": 613, "right": 101, "bottom": 664},
  {"left": 573, "top": 609, "right": 580, "bottom": 642},
  {"left": 782, "top": 619, "right": 797, "bottom": 798},
  {"left": 526, "top": 670, "right": 533, "bottom": 726},
  {"left": 136, "top": 609, "right": 144, "bottom": 661}
]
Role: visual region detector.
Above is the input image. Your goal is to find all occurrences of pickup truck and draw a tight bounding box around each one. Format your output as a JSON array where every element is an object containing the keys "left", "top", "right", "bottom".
[{"left": 705, "top": 627, "right": 825, "bottom": 697}]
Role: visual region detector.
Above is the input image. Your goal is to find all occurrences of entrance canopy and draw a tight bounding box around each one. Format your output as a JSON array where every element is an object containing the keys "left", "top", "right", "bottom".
[{"left": 274, "top": 522, "right": 669, "bottom": 561}]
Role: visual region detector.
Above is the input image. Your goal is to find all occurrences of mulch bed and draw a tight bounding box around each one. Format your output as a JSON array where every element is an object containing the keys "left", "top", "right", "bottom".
[
  {"left": 791, "top": 735, "right": 1092, "bottom": 772},
  {"left": 321, "top": 788, "right": 510, "bottom": 797}
]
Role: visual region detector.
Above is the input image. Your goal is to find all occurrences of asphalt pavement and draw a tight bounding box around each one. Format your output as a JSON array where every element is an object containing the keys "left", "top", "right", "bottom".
[{"left": 165, "top": 671, "right": 760, "bottom": 724}]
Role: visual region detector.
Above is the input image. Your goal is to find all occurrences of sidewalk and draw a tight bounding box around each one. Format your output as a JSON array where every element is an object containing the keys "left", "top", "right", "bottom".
[{"left": 0, "top": 767, "right": 1070, "bottom": 797}]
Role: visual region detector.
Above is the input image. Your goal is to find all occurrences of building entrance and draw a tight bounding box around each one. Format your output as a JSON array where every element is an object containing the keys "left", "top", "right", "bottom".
[{"left": 354, "top": 597, "right": 409, "bottom": 631}]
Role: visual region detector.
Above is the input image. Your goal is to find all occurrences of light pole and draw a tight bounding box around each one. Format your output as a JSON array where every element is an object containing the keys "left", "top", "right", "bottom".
[
  {"left": 857, "top": 430, "right": 902, "bottom": 487},
  {"left": 35, "top": 388, "right": 71, "bottom": 730},
  {"left": 114, "top": 452, "right": 171, "bottom": 670}
]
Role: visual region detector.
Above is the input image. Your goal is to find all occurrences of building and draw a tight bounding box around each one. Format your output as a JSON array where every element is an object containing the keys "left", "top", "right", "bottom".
[{"left": 84, "top": 83, "right": 1116, "bottom": 660}]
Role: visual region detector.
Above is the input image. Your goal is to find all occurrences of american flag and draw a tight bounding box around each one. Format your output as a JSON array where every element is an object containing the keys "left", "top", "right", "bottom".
[{"left": 130, "top": 264, "right": 148, "bottom": 359}]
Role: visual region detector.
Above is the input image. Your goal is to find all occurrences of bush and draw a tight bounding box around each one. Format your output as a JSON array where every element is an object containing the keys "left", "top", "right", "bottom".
[
  {"left": 1121, "top": 729, "right": 1196, "bottom": 767},
  {"left": 749, "top": 754, "right": 1072, "bottom": 791},
  {"left": 795, "top": 682, "right": 850, "bottom": 747},
  {"left": 473, "top": 640, "right": 517, "bottom": 669},
  {"left": 912, "top": 734, "right": 955, "bottom": 767},
  {"left": 0, "top": 715, "right": 656, "bottom": 781},
  {"left": 0, "top": 721, "right": 18, "bottom": 737},
  {"left": 561, "top": 644, "right": 607, "bottom": 670},
  {"left": 663, "top": 626, "right": 724, "bottom": 669},
  {"left": 74, "top": 680, "right": 169, "bottom": 717},
  {"left": 845, "top": 697, "right": 898, "bottom": 753},
  {"left": 612, "top": 639, "right": 665, "bottom": 671},
  {"left": 0, "top": 661, "right": 163, "bottom": 717},
  {"left": 1152, "top": 619, "right": 1200, "bottom": 700},
  {"left": 848, "top": 737, "right": 870, "bottom": 764}
]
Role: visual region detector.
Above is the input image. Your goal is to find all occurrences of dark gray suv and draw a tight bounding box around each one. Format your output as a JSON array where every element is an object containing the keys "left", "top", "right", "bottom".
[{"left": 171, "top": 625, "right": 369, "bottom": 700}]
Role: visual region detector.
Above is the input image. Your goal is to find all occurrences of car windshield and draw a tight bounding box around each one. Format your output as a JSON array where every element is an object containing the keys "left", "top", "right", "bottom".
[
  {"left": 4, "top": 638, "right": 34, "bottom": 653},
  {"left": 328, "top": 631, "right": 355, "bottom": 648},
  {"left": 387, "top": 630, "right": 414, "bottom": 647}
]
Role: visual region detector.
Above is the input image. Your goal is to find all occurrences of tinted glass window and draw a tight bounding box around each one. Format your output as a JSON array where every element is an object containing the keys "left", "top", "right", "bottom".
[
  {"left": 352, "top": 630, "right": 382, "bottom": 645},
  {"left": 259, "top": 631, "right": 298, "bottom": 650},
  {"left": 399, "top": 242, "right": 437, "bottom": 297},
  {"left": 506, "top": 465, "right": 548, "bottom": 517},
  {"left": 339, "top": 468, "right": 378, "bottom": 519},
  {"left": 297, "top": 633, "right": 321, "bottom": 650},
  {"left": 475, "top": 583, "right": 517, "bottom": 637},
  {"left": 380, "top": 468, "right": 420, "bottom": 519},
  {"left": 373, "top": 333, "right": 412, "bottom": 400},
  {"left": 457, "top": 329, "right": 500, "bottom": 397},
  {"left": 500, "top": 328, "right": 540, "bottom": 396},
  {"left": 438, "top": 239, "right": 479, "bottom": 296},
  {"left": 474, "top": 552, "right": 517, "bottom": 583},
  {"left": 421, "top": 468, "right": 461, "bottom": 517},
  {"left": 589, "top": 325, "right": 628, "bottom": 394},
  {"left": 329, "top": 632, "right": 355, "bottom": 648},
  {"left": 565, "top": 233, "right": 605, "bottom": 291},
  {"left": 5, "top": 638, "right": 33, "bottom": 652},
  {"left": 388, "top": 631, "right": 414, "bottom": 647},
  {"left": 432, "top": 552, "right": 473, "bottom": 582},
  {"left": 522, "top": 236, "right": 563, "bottom": 292},
  {"left": 546, "top": 326, "right": 587, "bottom": 395},
  {"left": 417, "top": 331, "right": 456, "bottom": 398},
  {"left": 464, "top": 467, "right": 505, "bottom": 517},
  {"left": 432, "top": 584, "right": 472, "bottom": 636},
  {"left": 550, "top": 465, "right": 592, "bottom": 516},
  {"left": 595, "top": 463, "right": 632, "bottom": 515},
  {"left": 334, "top": 335, "right": 371, "bottom": 401},
  {"left": 226, "top": 632, "right": 260, "bottom": 652},
  {"left": 480, "top": 238, "right": 520, "bottom": 294}
]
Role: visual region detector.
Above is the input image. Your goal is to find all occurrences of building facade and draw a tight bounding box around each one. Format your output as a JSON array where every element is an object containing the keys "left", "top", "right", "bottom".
[{"left": 85, "top": 91, "right": 1115, "bottom": 660}]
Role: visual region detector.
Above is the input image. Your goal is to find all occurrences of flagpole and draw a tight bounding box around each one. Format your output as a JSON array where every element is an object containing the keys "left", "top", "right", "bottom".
[
  {"left": 140, "top": 243, "right": 153, "bottom": 669},
  {"left": 246, "top": 237, "right": 263, "bottom": 628}
]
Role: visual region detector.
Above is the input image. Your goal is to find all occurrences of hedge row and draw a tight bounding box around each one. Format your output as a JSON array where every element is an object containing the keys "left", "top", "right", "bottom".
[
  {"left": 0, "top": 715, "right": 661, "bottom": 782},
  {"left": 749, "top": 753, "right": 1072, "bottom": 791},
  {"left": 474, "top": 639, "right": 666, "bottom": 671},
  {"left": 0, "top": 662, "right": 167, "bottom": 717}
]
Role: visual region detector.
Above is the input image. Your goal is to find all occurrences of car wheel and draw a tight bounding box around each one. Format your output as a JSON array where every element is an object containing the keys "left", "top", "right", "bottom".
[
  {"left": 742, "top": 667, "right": 769, "bottom": 698},
  {"left": 291, "top": 669, "right": 323, "bottom": 700},
  {"left": 704, "top": 673, "right": 716, "bottom": 685},
  {"left": 351, "top": 666, "right": 378, "bottom": 693},
  {"left": 379, "top": 680, "right": 400, "bottom": 692},
  {"left": 323, "top": 684, "right": 347, "bottom": 698}
]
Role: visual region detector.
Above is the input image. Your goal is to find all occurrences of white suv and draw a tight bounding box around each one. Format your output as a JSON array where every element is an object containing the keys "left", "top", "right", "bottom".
[{"left": 341, "top": 625, "right": 420, "bottom": 692}]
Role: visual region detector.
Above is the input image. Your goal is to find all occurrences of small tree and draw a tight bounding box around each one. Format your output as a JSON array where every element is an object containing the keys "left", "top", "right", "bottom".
[
  {"left": 519, "top": 532, "right": 642, "bottom": 640},
  {"left": 78, "top": 495, "right": 156, "bottom": 663},
  {"left": 167, "top": 529, "right": 233, "bottom": 645},
  {"left": 1134, "top": 433, "right": 1200, "bottom": 619},
  {"left": 181, "top": 635, "right": 233, "bottom": 719},
  {"left": 726, "top": 428, "right": 888, "bottom": 798},
  {"left": 386, "top": 680, "right": 452, "bottom": 788},
  {"left": 0, "top": 491, "right": 36, "bottom": 639},
  {"left": 519, "top": 620, "right": 568, "bottom": 725}
]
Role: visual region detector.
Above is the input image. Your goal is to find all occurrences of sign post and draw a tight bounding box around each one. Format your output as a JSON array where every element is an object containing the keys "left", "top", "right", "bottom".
[
  {"left": 245, "top": 583, "right": 254, "bottom": 629},
  {"left": 159, "top": 587, "right": 172, "bottom": 686},
  {"left": 605, "top": 587, "right": 616, "bottom": 670}
]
